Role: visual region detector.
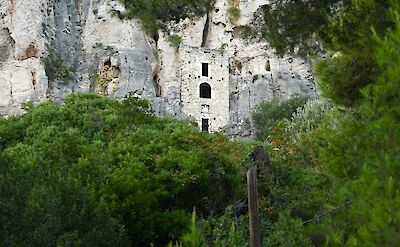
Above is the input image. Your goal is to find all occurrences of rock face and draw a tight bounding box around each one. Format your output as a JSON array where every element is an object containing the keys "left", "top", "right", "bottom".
[
  {"left": 0, "top": 0, "right": 156, "bottom": 115},
  {"left": 0, "top": 0, "right": 318, "bottom": 138}
]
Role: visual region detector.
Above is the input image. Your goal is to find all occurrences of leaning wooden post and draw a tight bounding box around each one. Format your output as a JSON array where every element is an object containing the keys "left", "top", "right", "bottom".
[{"left": 247, "top": 167, "right": 261, "bottom": 247}]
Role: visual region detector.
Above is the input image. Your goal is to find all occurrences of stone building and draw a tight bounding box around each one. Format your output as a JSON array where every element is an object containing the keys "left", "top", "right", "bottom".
[{"left": 179, "top": 46, "right": 230, "bottom": 132}]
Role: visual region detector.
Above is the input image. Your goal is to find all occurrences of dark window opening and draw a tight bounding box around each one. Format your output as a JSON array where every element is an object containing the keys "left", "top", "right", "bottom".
[
  {"left": 202, "top": 63, "right": 209, "bottom": 77},
  {"left": 200, "top": 83, "right": 211, "bottom": 98},
  {"left": 202, "top": 119, "right": 209, "bottom": 132},
  {"left": 266, "top": 59, "right": 271, "bottom": 71}
]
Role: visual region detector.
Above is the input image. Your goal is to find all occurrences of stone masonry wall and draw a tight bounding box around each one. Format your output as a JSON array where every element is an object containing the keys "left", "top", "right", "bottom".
[{"left": 180, "top": 46, "right": 230, "bottom": 132}]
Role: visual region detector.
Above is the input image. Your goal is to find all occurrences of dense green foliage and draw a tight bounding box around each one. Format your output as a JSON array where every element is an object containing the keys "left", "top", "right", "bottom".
[
  {"left": 262, "top": 0, "right": 341, "bottom": 56},
  {"left": 285, "top": 99, "right": 333, "bottom": 143},
  {"left": 251, "top": 1, "right": 400, "bottom": 245},
  {"left": 263, "top": 211, "right": 312, "bottom": 247},
  {"left": 198, "top": 207, "right": 249, "bottom": 247},
  {"left": 315, "top": 5, "right": 400, "bottom": 244},
  {"left": 252, "top": 96, "right": 309, "bottom": 140},
  {"left": 114, "top": 0, "right": 214, "bottom": 32},
  {"left": 262, "top": 0, "right": 393, "bottom": 106},
  {"left": 0, "top": 94, "right": 248, "bottom": 246}
]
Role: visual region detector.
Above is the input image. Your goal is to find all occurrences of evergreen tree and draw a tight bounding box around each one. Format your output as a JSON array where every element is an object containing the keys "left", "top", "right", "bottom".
[
  {"left": 316, "top": 3, "right": 400, "bottom": 244},
  {"left": 262, "top": 0, "right": 393, "bottom": 106}
]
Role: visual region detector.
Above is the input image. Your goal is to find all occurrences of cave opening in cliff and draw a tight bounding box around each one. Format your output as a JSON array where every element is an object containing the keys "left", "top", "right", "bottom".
[
  {"left": 153, "top": 74, "right": 161, "bottom": 97},
  {"left": 104, "top": 59, "right": 111, "bottom": 68}
]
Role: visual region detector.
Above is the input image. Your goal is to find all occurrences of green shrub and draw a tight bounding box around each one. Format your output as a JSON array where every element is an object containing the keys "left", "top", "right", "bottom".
[
  {"left": 285, "top": 98, "right": 333, "bottom": 143},
  {"left": 261, "top": 0, "right": 391, "bottom": 104},
  {"left": 168, "top": 35, "right": 183, "bottom": 48},
  {"left": 263, "top": 211, "right": 312, "bottom": 247},
  {"left": 228, "top": 6, "right": 241, "bottom": 23},
  {"left": 0, "top": 93, "right": 249, "bottom": 246},
  {"left": 315, "top": 53, "right": 378, "bottom": 107},
  {"left": 199, "top": 207, "right": 249, "bottom": 247},
  {"left": 113, "top": 0, "right": 214, "bottom": 33},
  {"left": 181, "top": 210, "right": 204, "bottom": 247},
  {"left": 44, "top": 49, "right": 74, "bottom": 82},
  {"left": 252, "top": 96, "right": 309, "bottom": 140}
]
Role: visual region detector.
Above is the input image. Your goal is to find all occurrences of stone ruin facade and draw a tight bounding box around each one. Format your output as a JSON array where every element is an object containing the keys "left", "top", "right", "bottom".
[{"left": 179, "top": 46, "right": 230, "bottom": 132}]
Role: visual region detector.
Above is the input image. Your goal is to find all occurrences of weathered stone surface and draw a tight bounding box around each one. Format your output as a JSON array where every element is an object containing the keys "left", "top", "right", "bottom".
[
  {"left": 0, "top": 0, "right": 319, "bottom": 138},
  {"left": 179, "top": 45, "right": 230, "bottom": 132},
  {"left": 0, "top": 0, "right": 157, "bottom": 113}
]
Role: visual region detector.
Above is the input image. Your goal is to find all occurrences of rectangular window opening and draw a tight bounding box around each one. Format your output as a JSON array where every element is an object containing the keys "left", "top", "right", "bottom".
[
  {"left": 202, "top": 63, "right": 209, "bottom": 77},
  {"left": 202, "top": 118, "right": 209, "bottom": 132}
]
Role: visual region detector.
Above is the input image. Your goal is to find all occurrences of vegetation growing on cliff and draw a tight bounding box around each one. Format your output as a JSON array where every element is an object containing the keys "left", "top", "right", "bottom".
[{"left": 113, "top": 0, "right": 214, "bottom": 32}]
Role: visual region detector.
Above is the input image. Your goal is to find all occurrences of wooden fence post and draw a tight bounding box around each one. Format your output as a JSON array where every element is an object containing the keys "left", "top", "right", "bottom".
[{"left": 247, "top": 167, "right": 261, "bottom": 247}]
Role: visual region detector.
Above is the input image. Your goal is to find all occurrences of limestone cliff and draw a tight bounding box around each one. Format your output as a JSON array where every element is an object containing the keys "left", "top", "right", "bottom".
[{"left": 0, "top": 0, "right": 318, "bottom": 138}]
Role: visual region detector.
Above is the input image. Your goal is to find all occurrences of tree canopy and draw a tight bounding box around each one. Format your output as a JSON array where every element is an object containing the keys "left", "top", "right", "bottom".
[
  {"left": 262, "top": 0, "right": 394, "bottom": 106},
  {"left": 251, "top": 1, "right": 400, "bottom": 245},
  {"left": 0, "top": 94, "right": 249, "bottom": 246}
]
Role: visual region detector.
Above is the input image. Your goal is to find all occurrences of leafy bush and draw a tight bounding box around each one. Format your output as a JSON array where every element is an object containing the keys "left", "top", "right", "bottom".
[
  {"left": 228, "top": 6, "right": 241, "bottom": 23},
  {"left": 252, "top": 96, "right": 309, "bottom": 140},
  {"left": 285, "top": 98, "right": 333, "bottom": 143},
  {"left": 0, "top": 94, "right": 249, "bottom": 246},
  {"left": 181, "top": 210, "right": 205, "bottom": 247},
  {"left": 44, "top": 49, "right": 74, "bottom": 82},
  {"left": 199, "top": 207, "right": 249, "bottom": 247},
  {"left": 263, "top": 211, "right": 312, "bottom": 247},
  {"left": 315, "top": 53, "right": 378, "bottom": 106},
  {"left": 168, "top": 35, "right": 183, "bottom": 48},
  {"left": 252, "top": 98, "right": 332, "bottom": 245},
  {"left": 251, "top": 2, "right": 400, "bottom": 246}
]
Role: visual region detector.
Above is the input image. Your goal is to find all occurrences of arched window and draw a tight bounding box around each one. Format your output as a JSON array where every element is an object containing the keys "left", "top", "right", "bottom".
[{"left": 200, "top": 83, "right": 211, "bottom": 99}]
